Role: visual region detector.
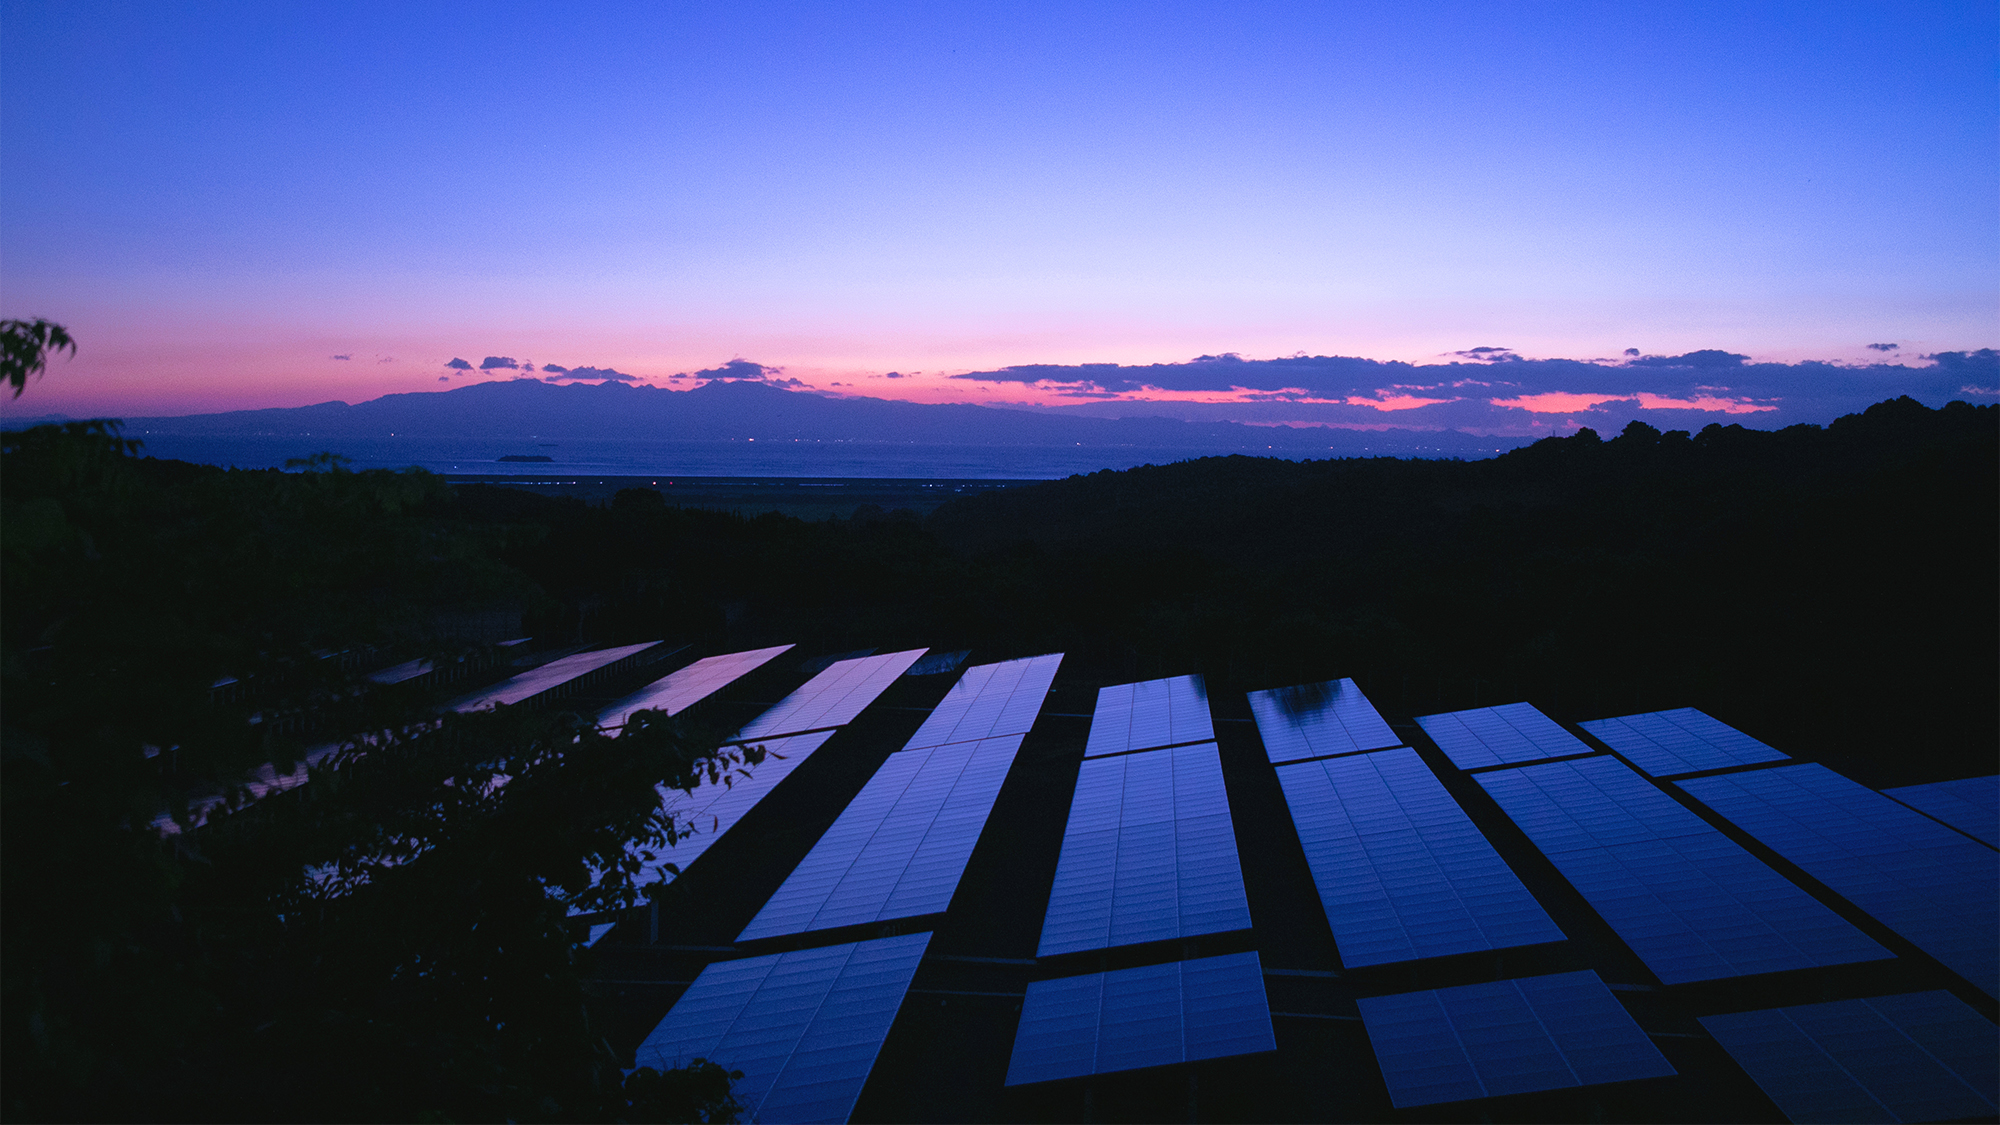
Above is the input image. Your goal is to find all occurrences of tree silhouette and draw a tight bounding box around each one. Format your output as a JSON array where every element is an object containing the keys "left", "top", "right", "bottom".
[{"left": 2, "top": 318, "right": 76, "bottom": 397}]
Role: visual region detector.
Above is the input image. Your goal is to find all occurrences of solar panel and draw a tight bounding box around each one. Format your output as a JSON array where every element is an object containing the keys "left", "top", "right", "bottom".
[
  {"left": 1083, "top": 675, "right": 1215, "bottom": 758},
  {"left": 1357, "top": 970, "right": 1676, "bottom": 1108},
  {"left": 738, "top": 735, "right": 1023, "bottom": 940},
  {"left": 1479, "top": 757, "right": 1890, "bottom": 983},
  {"left": 734, "top": 649, "right": 928, "bottom": 741},
  {"left": 1678, "top": 764, "right": 2000, "bottom": 998},
  {"left": 597, "top": 644, "right": 796, "bottom": 730},
  {"left": 633, "top": 932, "right": 931, "bottom": 1124},
  {"left": 1883, "top": 775, "right": 1999, "bottom": 848},
  {"left": 1415, "top": 702, "right": 1595, "bottom": 770},
  {"left": 452, "top": 641, "right": 664, "bottom": 711},
  {"left": 636, "top": 730, "right": 839, "bottom": 886},
  {"left": 1578, "top": 707, "right": 1789, "bottom": 777},
  {"left": 1700, "top": 991, "right": 1999, "bottom": 1123},
  {"left": 1037, "top": 743, "right": 1252, "bottom": 956},
  {"left": 1248, "top": 678, "right": 1402, "bottom": 763},
  {"left": 1003, "top": 951, "right": 1277, "bottom": 1085},
  {"left": 1277, "top": 748, "right": 1564, "bottom": 966},
  {"left": 902, "top": 653, "right": 1065, "bottom": 751}
]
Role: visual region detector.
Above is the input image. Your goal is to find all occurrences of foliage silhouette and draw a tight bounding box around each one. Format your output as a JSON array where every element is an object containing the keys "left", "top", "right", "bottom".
[{"left": 1, "top": 317, "right": 76, "bottom": 398}]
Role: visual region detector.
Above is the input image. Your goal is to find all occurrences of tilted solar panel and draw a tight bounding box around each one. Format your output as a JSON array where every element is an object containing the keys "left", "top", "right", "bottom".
[
  {"left": 739, "top": 735, "right": 1023, "bottom": 940},
  {"left": 902, "top": 653, "right": 1064, "bottom": 751},
  {"left": 1679, "top": 764, "right": 2000, "bottom": 997},
  {"left": 734, "top": 649, "right": 928, "bottom": 741},
  {"left": 453, "top": 641, "right": 664, "bottom": 711},
  {"left": 1357, "top": 970, "right": 1676, "bottom": 1108},
  {"left": 1883, "top": 775, "right": 1999, "bottom": 848},
  {"left": 1004, "top": 951, "right": 1277, "bottom": 1085},
  {"left": 1248, "top": 677, "right": 1401, "bottom": 763},
  {"left": 598, "top": 644, "right": 796, "bottom": 730},
  {"left": 1479, "top": 757, "right": 1890, "bottom": 984},
  {"left": 1037, "top": 743, "right": 1252, "bottom": 956},
  {"left": 1084, "top": 675, "right": 1215, "bottom": 758},
  {"left": 1277, "top": 748, "right": 1564, "bottom": 966},
  {"left": 1415, "top": 702, "right": 1595, "bottom": 770},
  {"left": 1700, "top": 991, "right": 1998, "bottom": 1124},
  {"left": 637, "top": 730, "right": 839, "bottom": 886},
  {"left": 633, "top": 932, "right": 931, "bottom": 1124},
  {"left": 1578, "top": 707, "right": 1788, "bottom": 777}
]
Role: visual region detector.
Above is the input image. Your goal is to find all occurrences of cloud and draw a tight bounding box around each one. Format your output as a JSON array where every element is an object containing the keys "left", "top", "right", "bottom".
[
  {"left": 1926, "top": 348, "right": 1999, "bottom": 377},
  {"left": 1624, "top": 348, "right": 1641, "bottom": 356},
  {"left": 1625, "top": 349, "right": 1750, "bottom": 368},
  {"left": 541, "top": 364, "right": 569, "bottom": 375},
  {"left": 1448, "top": 346, "right": 1518, "bottom": 360},
  {"left": 883, "top": 371, "right": 907, "bottom": 379},
  {"left": 480, "top": 356, "right": 520, "bottom": 370},
  {"left": 378, "top": 356, "right": 394, "bottom": 363},
  {"left": 437, "top": 376, "right": 449, "bottom": 382},
  {"left": 1343, "top": 393, "right": 1461, "bottom": 411},
  {"left": 1490, "top": 391, "right": 1636, "bottom": 414},
  {"left": 1632, "top": 392, "right": 1776, "bottom": 413},
  {"left": 551, "top": 365, "right": 645, "bottom": 383},
  {"left": 445, "top": 357, "right": 473, "bottom": 371},
  {"left": 678, "top": 358, "right": 807, "bottom": 388},
  {"left": 1866, "top": 343, "right": 1899, "bottom": 352},
  {"left": 331, "top": 354, "right": 351, "bottom": 361}
]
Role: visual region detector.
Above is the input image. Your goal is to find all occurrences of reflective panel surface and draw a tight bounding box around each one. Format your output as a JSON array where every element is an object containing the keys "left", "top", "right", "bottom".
[
  {"left": 1578, "top": 707, "right": 1788, "bottom": 777},
  {"left": 451, "top": 641, "right": 663, "bottom": 711},
  {"left": 1278, "top": 748, "right": 1563, "bottom": 966},
  {"left": 903, "top": 653, "right": 1064, "bottom": 751},
  {"left": 1415, "top": 702, "right": 1595, "bottom": 770},
  {"left": 735, "top": 648, "right": 928, "bottom": 741},
  {"left": 597, "top": 644, "right": 795, "bottom": 730},
  {"left": 1004, "top": 951, "right": 1276, "bottom": 1085},
  {"left": 1479, "top": 757, "right": 1890, "bottom": 983},
  {"left": 632, "top": 932, "right": 931, "bottom": 1124},
  {"left": 1680, "top": 764, "right": 2000, "bottom": 997},
  {"left": 1700, "top": 991, "right": 1998, "bottom": 1124},
  {"left": 1358, "top": 970, "right": 1676, "bottom": 1108},
  {"left": 1083, "top": 675, "right": 1215, "bottom": 758},
  {"left": 1883, "top": 774, "right": 1999, "bottom": 848},
  {"left": 1249, "top": 677, "right": 1401, "bottom": 763}
]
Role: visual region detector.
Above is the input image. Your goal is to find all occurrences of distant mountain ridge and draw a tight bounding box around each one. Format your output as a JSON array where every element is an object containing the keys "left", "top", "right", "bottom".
[{"left": 110, "top": 377, "right": 1513, "bottom": 456}]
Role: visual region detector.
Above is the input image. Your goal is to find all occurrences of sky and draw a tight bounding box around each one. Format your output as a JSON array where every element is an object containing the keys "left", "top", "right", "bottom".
[{"left": 1, "top": 0, "right": 1994, "bottom": 431}]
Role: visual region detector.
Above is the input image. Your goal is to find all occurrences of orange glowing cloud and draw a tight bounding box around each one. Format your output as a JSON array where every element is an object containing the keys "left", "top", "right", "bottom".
[
  {"left": 1342, "top": 393, "right": 1458, "bottom": 411},
  {"left": 1489, "top": 392, "right": 1636, "bottom": 413},
  {"left": 1632, "top": 392, "right": 1777, "bottom": 413}
]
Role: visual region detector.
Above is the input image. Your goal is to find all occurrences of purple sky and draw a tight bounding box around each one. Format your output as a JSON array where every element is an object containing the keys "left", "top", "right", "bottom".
[{"left": 2, "top": 1, "right": 1993, "bottom": 431}]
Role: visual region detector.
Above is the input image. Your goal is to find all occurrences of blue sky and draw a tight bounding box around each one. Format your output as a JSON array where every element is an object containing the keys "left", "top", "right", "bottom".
[{"left": 1, "top": 0, "right": 1993, "bottom": 424}]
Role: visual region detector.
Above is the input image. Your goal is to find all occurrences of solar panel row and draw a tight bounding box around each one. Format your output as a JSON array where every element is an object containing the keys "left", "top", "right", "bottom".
[
  {"left": 596, "top": 644, "right": 796, "bottom": 730},
  {"left": 1678, "top": 764, "right": 2000, "bottom": 998},
  {"left": 1357, "top": 970, "right": 1676, "bottom": 1108},
  {"left": 452, "top": 640, "right": 665, "bottom": 712},
  {"left": 738, "top": 735, "right": 1024, "bottom": 940},
  {"left": 1578, "top": 707, "right": 1790, "bottom": 778},
  {"left": 1882, "top": 774, "right": 1999, "bottom": 848},
  {"left": 1247, "top": 677, "right": 1402, "bottom": 764},
  {"left": 1479, "top": 757, "right": 1890, "bottom": 983},
  {"left": 735, "top": 648, "right": 929, "bottom": 741},
  {"left": 638, "top": 730, "right": 840, "bottom": 887},
  {"left": 1083, "top": 675, "right": 1215, "bottom": 758},
  {"left": 1037, "top": 743, "right": 1251, "bottom": 956},
  {"left": 903, "top": 653, "right": 1064, "bottom": 751},
  {"left": 633, "top": 932, "right": 932, "bottom": 1125},
  {"left": 1700, "top": 991, "right": 1998, "bottom": 1124},
  {"left": 1004, "top": 951, "right": 1277, "bottom": 1086},
  {"left": 1277, "top": 748, "right": 1564, "bottom": 966},
  {"left": 1415, "top": 702, "right": 1595, "bottom": 770}
]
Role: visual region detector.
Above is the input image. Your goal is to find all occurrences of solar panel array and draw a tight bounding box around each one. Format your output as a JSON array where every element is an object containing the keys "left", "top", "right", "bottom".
[
  {"left": 1004, "top": 951, "right": 1277, "bottom": 1085},
  {"left": 1578, "top": 707, "right": 1789, "bottom": 777},
  {"left": 1037, "top": 742, "right": 1251, "bottom": 956},
  {"left": 597, "top": 644, "right": 795, "bottom": 730},
  {"left": 633, "top": 932, "right": 931, "bottom": 1124},
  {"left": 1083, "top": 675, "right": 1215, "bottom": 758},
  {"left": 639, "top": 730, "right": 839, "bottom": 886},
  {"left": 902, "top": 654, "right": 1064, "bottom": 751},
  {"left": 739, "top": 735, "right": 1024, "bottom": 940},
  {"left": 1278, "top": 748, "right": 1564, "bottom": 966},
  {"left": 734, "top": 649, "right": 929, "bottom": 741},
  {"left": 1700, "top": 991, "right": 1999, "bottom": 1124},
  {"left": 1678, "top": 764, "right": 2000, "bottom": 997},
  {"left": 1248, "top": 677, "right": 1401, "bottom": 764},
  {"left": 1479, "top": 756, "right": 1890, "bottom": 983},
  {"left": 1415, "top": 702, "right": 1596, "bottom": 770},
  {"left": 1357, "top": 970, "right": 1676, "bottom": 1108},
  {"left": 1883, "top": 774, "right": 1999, "bottom": 848},
  {"left": 452, "top": 641, "right": 663, "bottom": 711}
]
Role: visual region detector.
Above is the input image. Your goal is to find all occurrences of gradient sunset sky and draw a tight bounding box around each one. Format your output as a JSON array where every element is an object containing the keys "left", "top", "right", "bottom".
[{"left": 2, "top": 1, "right": 1994, "bottom": 426}]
